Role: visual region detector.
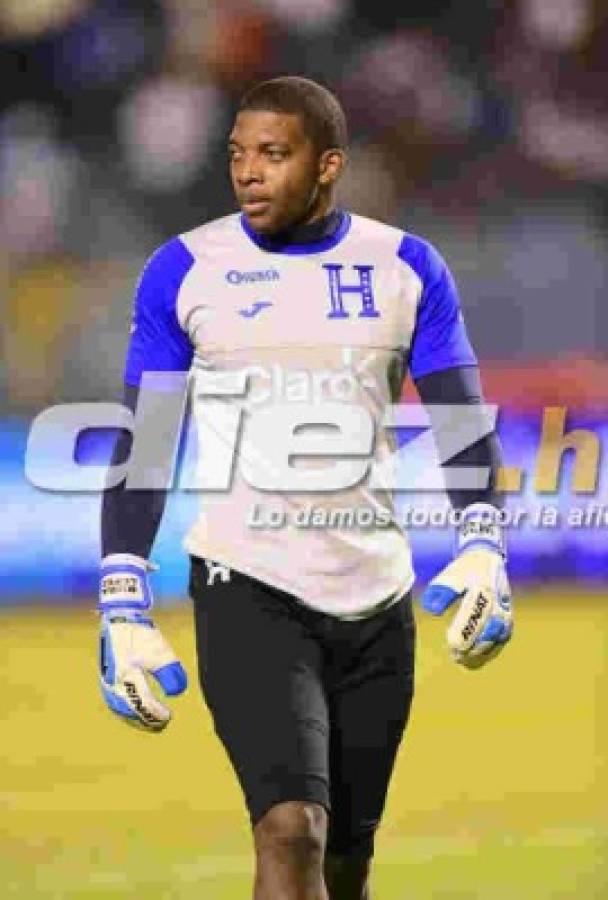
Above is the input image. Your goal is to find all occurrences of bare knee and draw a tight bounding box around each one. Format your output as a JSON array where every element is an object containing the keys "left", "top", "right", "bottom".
[{"left": 255, "top": 801, "right": 327, "bottom": 860}]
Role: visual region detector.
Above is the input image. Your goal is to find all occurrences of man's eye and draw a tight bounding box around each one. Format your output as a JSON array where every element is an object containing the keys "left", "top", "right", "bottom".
[
  {"left": 267, "top": 150, "right": 286, "bottom": 161},
  {"left": 229, "top": 149, "right": 242, "bottom": 161}
]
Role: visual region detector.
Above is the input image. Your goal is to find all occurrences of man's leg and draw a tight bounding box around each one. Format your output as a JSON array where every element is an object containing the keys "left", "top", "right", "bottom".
[
  {"left": 254, "top": 801, "right": 329, "bottom": 900},
  {"left": 324, "top": 853, "right": 371, "bottom": 899},
  {"left": 324, "top": 594, "right": 417, "bottom": 900},
  {"left": 190, "top": 559, "right": 333, "bottom": 900}
]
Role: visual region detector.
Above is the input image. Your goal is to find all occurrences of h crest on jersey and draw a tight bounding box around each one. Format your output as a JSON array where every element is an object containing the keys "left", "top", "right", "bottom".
[{"left": 323, "top": 264, "right": 380, "bottom": 319}]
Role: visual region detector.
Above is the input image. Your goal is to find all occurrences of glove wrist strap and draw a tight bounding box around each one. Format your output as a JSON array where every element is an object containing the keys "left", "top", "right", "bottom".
[
  {"left": 101, "top": 553, "right": 157, "bottom": 571},
  {"left": 98, "top": 554, "right": 154, "bottom": 613},
  {"left": 456, "top": 502, "right": 507, "bottom": 559}
]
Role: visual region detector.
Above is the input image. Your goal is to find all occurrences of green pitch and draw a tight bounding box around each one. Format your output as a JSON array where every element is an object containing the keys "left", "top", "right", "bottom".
[{"left": 1, "top": 587, "right": 606, "bottom": 898}]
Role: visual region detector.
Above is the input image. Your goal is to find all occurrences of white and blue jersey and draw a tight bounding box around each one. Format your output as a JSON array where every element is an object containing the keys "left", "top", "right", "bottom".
[{"left": 124, "top": 210, "right": 476, "bottom": 617}]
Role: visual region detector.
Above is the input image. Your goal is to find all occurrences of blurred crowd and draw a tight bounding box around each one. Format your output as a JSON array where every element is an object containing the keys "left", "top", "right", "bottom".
[{"left": 1, "top": 0, "right": 607, "bottom": 413}]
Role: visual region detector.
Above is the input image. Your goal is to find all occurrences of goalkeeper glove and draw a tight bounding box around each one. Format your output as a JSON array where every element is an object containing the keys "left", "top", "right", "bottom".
[
  {"left": 419, "top": 503, "right": 513, "bottom": 669},
  {"left": 98, "top": 554, "right": 188, "bottom": 731}
]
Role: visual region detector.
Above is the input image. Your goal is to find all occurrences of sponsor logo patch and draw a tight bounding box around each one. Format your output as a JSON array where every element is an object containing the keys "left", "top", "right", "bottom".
[
  {"left": 226, "top": 268, "right": 280, "bottom": 285},
  {"left": 101, "top": 575, "right": 143, "bottom": 601},
  {"left": 460, "top": 521, "right": 497, "bottom": 538}
]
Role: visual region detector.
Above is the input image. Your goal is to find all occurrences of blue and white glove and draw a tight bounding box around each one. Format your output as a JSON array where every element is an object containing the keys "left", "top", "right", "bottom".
[
  {"left": 98, "top": 554, "right": 188, "bottom": 731},
  {"left": 419, "top": 503, "right": 513, "bottom": 669}
]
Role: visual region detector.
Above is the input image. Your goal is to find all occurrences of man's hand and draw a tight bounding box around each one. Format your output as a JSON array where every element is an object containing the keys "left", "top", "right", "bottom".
[
  {"left": 98, "top": 554, "right": 188, "bottom": 731},
  {"left": 419, "top": 504, "right": 513, "bottom": 669}
]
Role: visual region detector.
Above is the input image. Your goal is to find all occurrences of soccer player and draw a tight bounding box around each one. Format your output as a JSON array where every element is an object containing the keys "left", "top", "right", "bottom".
[{"left": 98, "top": 76, "right": 513, "bottom": 900}]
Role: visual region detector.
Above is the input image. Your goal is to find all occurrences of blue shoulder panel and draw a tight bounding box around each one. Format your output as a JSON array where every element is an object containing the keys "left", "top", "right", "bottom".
[
  {"left": 124, "top": 238, "right": 195, "bottom": 387},
  {"left": 398, "top": 234, "right": 477, "bottom": 380}
]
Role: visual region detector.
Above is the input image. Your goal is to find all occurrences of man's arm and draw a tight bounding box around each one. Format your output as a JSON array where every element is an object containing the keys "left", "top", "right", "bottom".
[
  {"left": 98, "top": 237, "right": 195, "bottom": 729},
  {"left": 101, "top": 235, "right": 194, "bottom": 558},
  {"left": 101, "top": 383, "right": 170, "bottom": 559},
  {"left": 401, "top": 232, "right": 504, "bottom": 514},
  {"left": 400, "top": 234, "right": 512, "bottom": 668},
  {"left": 414, "top": 364, "right": 503, "bottom": 512}
]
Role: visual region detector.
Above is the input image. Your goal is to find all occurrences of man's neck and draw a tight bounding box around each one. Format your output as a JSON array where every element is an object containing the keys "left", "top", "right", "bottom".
[
  {"left": 275, "top": 208, "right": 343, "bottom": 245},
  {"left": 250, "top": 208, "right": 344, "bottom": 249}
]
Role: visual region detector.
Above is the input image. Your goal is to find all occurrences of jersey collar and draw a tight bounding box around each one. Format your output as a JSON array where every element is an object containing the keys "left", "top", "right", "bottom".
[{"left": 240, "top": 208, "right": 351, "bottom": 255}]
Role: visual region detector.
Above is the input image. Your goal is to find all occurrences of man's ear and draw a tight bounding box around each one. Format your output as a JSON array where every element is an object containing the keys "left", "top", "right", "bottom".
[{"left": 318, "top": 149, "right": 346, "bottom": 187}]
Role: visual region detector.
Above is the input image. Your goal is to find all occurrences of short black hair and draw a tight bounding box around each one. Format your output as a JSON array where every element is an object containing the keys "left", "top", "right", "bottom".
[{"left": 238, "top": 76, "right": 348, "bottom": 153}]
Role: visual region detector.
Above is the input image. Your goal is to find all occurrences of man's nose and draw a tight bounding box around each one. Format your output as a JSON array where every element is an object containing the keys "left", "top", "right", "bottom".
[{"left": 237, "top": 155, "right": 263, "bottom": 184}]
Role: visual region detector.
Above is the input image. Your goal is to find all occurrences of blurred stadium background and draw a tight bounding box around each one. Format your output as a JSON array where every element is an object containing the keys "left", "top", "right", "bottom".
[{"left": 1, "top": 0, "right": 607, "bottom": 896}]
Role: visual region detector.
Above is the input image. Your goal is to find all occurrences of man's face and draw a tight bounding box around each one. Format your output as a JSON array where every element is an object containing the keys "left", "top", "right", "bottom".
[{"left": 228, "top": 110, "right": 324, "bottom": 235}]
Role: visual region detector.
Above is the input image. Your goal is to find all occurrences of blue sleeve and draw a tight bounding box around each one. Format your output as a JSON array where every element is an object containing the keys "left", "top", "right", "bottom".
[
  {"left": 398, "top": 234, "right": 477, "bottom": 380},
  {"left": 124, "top": 238, "right": 195, "bottom": 387}
]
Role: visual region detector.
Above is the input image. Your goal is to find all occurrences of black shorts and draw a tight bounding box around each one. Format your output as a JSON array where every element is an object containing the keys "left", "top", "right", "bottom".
[{"left": 189, "top": 556, "right": 416, "bottom": 857}]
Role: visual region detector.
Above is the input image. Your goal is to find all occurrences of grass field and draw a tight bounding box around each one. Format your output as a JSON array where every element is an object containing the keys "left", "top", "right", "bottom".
[{"left": 1, "top": 587, "right": 606, "bottom": 898}]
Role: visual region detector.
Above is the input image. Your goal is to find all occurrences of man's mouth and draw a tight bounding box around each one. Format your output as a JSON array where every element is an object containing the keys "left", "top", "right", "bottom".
[{"left": 241, "top": 198, "right": 271, "bottom": 216}]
